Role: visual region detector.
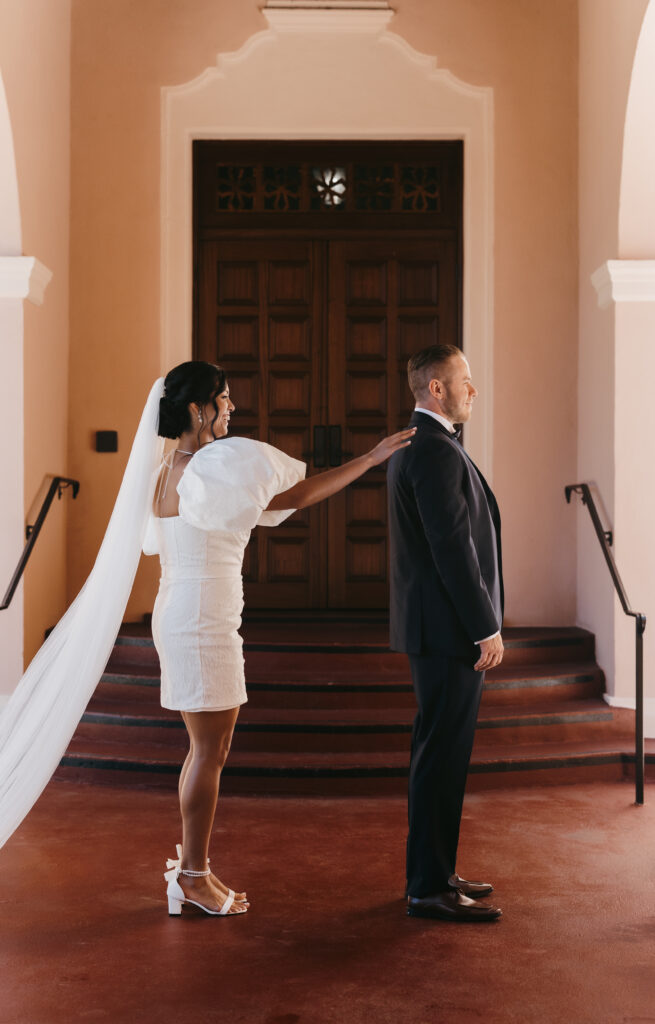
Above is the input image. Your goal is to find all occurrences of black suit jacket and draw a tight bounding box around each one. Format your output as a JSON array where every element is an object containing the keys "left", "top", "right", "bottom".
[{"left": 387, "top": 411, "right": 504, "bottom": 659}]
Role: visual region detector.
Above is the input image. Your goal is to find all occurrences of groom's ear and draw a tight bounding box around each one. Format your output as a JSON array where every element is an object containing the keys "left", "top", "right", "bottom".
[{"left": 428, "top": 377, "right": 444, "bottom": 399}]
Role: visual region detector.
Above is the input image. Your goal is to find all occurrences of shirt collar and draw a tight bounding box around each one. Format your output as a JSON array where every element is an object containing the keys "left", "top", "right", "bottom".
[{"left": 414, "top": 407, "right": 456, "bottom": 434}]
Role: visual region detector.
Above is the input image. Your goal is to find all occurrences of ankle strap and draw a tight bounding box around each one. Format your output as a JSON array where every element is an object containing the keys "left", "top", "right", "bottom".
[{"left": 180, "top": 867, "right": 211, "bottom": 878}]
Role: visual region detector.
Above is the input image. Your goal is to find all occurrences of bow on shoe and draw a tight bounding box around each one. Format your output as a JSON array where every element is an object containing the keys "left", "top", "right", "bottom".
[
  {"left": 164, "top": 844, "right": 186, "bottom": 912},
  {"left": 164, "top": 863, "right": 180, "bottom": 884},
  {"left": 165, "top": 843, "right": 183, "bottom": 873},
  {"left": 164, "top": 843, "right": 183, "bottom": 884}
]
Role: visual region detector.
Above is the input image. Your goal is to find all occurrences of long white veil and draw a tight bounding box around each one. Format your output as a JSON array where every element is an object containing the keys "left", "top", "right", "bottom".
[{"left": 0, "top": 378, "right": 165, "bottom": 848}]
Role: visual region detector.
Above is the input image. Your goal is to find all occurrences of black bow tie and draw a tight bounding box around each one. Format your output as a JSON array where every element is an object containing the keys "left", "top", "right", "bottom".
[{"left": 451, "top": 426, "right": 462, "bottom": 441}]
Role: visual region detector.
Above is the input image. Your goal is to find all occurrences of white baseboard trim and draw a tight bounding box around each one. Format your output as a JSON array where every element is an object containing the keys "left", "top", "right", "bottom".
[{"left": 603, "top": 693, "right": 655, "bottom": 739}]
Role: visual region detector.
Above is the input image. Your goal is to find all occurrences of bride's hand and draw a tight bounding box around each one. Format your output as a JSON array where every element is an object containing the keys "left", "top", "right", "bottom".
[{"left": 367, "top": 427, "right": 417, "bottom": 466}]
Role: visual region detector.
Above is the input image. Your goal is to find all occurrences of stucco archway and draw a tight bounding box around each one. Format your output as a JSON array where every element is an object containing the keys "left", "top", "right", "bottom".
[
  {"left": 619, "top": 0, "right": 655, "bottom": 256},
  {"left": 161, "top": 5, "right": 495, "bottom": 476},
  {"left": 587, "top": 0, "right": 655, "bottom": 734}
]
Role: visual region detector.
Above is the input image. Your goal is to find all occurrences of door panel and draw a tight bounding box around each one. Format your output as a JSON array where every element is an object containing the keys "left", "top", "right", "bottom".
[
  {"left": 326, "top": 238, "right": 457, "bottom": 606},
  {"left": 197, "top": 238, "right": 326, "bottom": 607}
]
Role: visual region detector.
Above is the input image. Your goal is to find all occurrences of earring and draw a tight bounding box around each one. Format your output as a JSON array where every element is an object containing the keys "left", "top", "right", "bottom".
[{"left": 198, "top": 414, "right": 203, "bottom": 424}]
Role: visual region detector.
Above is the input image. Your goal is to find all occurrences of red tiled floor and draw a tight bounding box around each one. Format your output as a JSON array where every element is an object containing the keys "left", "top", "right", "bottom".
[{"left": 2, "top": 780, "right": 655, "bottom": 1023}]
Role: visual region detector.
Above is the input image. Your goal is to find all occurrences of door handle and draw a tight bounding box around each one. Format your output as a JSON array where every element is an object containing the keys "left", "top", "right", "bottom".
[
  {"left": 328, "top": 426, "right": 354, "bottom": 465},
  {"left": 314, "top": 425, "right": 328, "bottom": 467},
  {"left": 301, "top": 425, "right": 328, "bottom": 468},
  {"left": 328, "top": 425, "right": 342, "bottom": 467},
  {"left": 301, "top": 426, "right": 352, "bottom": 468}
]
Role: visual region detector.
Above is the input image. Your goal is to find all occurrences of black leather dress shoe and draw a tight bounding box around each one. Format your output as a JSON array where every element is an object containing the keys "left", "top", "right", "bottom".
[
  {"left": 407, "top": 889, "right": 502, "bottom": 922},
  {"left": 448, "top": 873, "right": 493, "bottom": 898}
]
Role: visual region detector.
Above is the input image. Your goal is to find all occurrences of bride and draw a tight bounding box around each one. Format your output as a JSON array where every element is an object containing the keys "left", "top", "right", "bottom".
[
  {"left": 152, "top": 361, "right": 414, "bottom": 917},
  {"left": 0, "top": 360, "right": 414, "bottom": 916}
]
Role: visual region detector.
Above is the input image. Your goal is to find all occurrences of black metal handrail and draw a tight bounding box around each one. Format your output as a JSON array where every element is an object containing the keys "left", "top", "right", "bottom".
[
  {"left": 1, "top": 476, "right": 80, "bottom": 611},
  {"left": 565, "top": 483, "right": 647, "bottom": 804}
]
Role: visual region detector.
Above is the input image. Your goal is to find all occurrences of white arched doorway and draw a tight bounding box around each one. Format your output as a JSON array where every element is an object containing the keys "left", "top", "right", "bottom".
[{"left": 161, "top": 4, "right": 495, "bottom": 476}]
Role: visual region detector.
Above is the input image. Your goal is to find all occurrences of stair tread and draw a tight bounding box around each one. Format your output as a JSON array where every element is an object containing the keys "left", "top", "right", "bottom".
[
  {"left": 101, "top": 659, "right": 601, "bottom": 687},
  {"left": 83, "top": 697, "right": 614, "bottom": 728},
  {"left": 64, "top": 734, "right": 646, "bottom": 769},
  {"left": 484, "top": 660, "right": 600, "bottom": 685},
  {"left": 119, "top": 622, "right": 593, "bottom": 642}
]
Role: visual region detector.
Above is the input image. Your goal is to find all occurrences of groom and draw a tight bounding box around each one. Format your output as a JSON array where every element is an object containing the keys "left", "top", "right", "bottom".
[{"left": 387, "top": 344, "right": 504, "bottom": 922}]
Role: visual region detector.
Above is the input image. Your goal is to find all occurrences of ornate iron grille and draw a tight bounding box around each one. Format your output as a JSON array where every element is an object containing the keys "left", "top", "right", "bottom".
[
  {"left": 215, "top": 166, "right": 256, "bottom": 211},
  {"left": 211, "top": 161, "right": 443, "bottom": 214}
]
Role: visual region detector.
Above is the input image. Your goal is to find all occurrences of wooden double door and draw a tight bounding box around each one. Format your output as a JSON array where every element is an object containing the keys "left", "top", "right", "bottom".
[
  {"left": 196, "top": 234, "right": 458, "bottom": 608},
  {"left": 193, "top": 139, "right": 462, "bottom": 607}
]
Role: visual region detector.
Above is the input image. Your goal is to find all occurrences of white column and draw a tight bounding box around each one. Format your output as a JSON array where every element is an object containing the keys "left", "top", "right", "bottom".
[
  {"left": 0, "top": 257, "right": 52, "bottom": 697},
  {"left": 591, "top": 259, "right": 655, "bottom": 737}
]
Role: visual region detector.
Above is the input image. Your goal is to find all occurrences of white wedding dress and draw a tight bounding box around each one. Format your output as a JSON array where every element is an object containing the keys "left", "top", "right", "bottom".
[
  {"left": 0, "top": 381, "right": 305, "bottom": 848},
  {"left": 144, "top": 436, "right": 305, "bottom": 712}
]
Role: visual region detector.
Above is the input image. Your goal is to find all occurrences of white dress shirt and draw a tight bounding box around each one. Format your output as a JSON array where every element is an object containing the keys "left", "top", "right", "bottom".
[
  {"left": 414, "top": 406, "right": 457, "bottom": 434},
  {"left": 413, "top": 405, "right": 500, "bottom": 647}
]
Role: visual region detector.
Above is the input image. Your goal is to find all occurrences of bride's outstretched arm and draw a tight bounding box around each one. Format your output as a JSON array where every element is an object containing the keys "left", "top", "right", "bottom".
[{"left": 266, "top": 427, "right": 416, "bottom": 512}]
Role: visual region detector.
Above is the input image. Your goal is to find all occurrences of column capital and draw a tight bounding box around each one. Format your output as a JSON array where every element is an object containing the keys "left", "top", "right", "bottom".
[
  {"left": 591, "top": 259, "right": 655, "bottom": 309},
  {"left": 0, "top": 256, "right": 52, "bottom": 306}
]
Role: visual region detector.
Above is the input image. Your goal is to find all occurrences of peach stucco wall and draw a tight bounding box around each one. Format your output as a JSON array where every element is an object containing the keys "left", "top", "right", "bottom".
[
  {"left": 0, "top": 0, "right": 71, "bottom": 667},
  {"left": 393, "top": 0, "right": 579, "bottom": 627},
  {"left": 68, "top": 0, "right": 263, "bottom": 620},
  {"left": 577, "top": 0, "right": 649, "bottom": 688},
  {"left": 68, "top": 0, "right": 579, "bottom": 626}
]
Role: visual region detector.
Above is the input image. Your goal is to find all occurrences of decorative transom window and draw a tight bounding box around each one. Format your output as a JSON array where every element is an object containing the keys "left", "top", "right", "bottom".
[
  {"left": 212, "top": 161, "right": 443, "bottom": 214},
  {"left": 312, "top": 168, "right": 347, "bottom": 207}
]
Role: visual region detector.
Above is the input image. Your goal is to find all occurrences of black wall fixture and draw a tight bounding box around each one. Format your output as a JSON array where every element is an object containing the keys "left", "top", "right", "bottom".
[{"left": 96, "top": 431, "right": 118, "bottom": 453}]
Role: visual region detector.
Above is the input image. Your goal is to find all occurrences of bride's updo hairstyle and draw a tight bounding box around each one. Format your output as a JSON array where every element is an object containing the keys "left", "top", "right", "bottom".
[{"left": 158, "top": 360, "right": 227, "bottom": 440}]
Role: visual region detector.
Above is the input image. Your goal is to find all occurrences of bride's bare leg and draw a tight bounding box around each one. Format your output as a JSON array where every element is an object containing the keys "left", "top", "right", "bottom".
[
  {"left": 178, "top": 708, "right": 246, "bottom": 913},
  {"left": 178, "top": 741, "right": 193, "bottom": 797},
  {"left": 177, "top": 728, "right": 247, "bottom": 903}
]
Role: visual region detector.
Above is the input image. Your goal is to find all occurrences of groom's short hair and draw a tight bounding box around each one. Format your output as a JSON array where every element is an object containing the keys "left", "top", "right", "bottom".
[{"left": 407, "top": 344, "right": 462, "bottom": 401}]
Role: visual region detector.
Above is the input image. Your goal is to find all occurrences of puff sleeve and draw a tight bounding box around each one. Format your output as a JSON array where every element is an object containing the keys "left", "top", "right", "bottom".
[{"left": 176, "top": 437, "right": 306, "bottom": 533}]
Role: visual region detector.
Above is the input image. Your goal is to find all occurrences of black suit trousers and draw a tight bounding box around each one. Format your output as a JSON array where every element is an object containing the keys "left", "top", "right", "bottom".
[{"left": 406, "top": 650, "right": 484, "bottom": 898}]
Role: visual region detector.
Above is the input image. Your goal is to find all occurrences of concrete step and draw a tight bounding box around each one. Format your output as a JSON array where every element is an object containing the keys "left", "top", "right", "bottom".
[
  {"left": 92, "top": 660, "right": 604, "bottom": 710},
  {"left": 60, "top": 620, "right": 612, "bottom": 795},
  {"left": 56, "top": 736, "right": 655, "bottom": 796},
  {"left": 78, "top": 699, "right": 630, "bottom": 754},
  {"left": 109, "top": 625, "right": 596, "bottom": 673}
]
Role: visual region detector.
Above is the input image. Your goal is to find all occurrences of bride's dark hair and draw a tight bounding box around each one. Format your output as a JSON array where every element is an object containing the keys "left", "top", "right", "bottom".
[{"left": 158, "top": 361, "right": 228, "bottom": 440}]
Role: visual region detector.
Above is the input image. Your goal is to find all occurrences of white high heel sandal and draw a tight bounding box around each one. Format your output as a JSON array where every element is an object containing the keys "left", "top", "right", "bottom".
[
  {"left": 164, "top": 862, "right": 245, "bottom": 917},
  {"left": 166, "top": 844, "right": 247, "bottom": 905}
]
